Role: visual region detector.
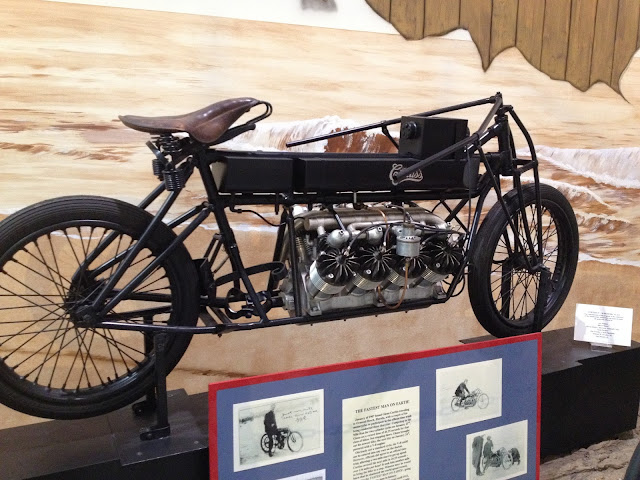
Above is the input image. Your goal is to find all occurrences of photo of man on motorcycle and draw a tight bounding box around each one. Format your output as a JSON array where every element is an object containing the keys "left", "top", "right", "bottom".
[
  {"left": 264, "top": 404, "right": 280, "bottom": 457},
  {"left": 483, "top": 436, "right": 494, "bottom": 473},
  {"left": 455, "top": 379, "right": 471, "bottom": 406}
]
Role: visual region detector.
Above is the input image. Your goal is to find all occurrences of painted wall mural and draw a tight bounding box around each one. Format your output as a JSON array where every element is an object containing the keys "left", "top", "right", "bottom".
[
  {"left": 0, "top": 0, "right": 639, "bottom": 430},
  {"left": 365, "top": 0, "right": 640, "bottom": 93}
]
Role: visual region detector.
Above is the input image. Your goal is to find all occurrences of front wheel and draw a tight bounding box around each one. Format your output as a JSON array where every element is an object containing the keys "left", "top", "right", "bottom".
[
  {"left": 287, "top": 431, "right": 304, "bottom": 452},
  {"left": 468, "top": 184, "right": 579, "bottom": 337},
  {"left": 477, "top": 393, "right": 489, "bottom": 409},
  {"left": 0, "top": 196, "right": 199, "bottom": 419},
  {"left": 502, "top": 451, "right": 514, "bottom": 469}
]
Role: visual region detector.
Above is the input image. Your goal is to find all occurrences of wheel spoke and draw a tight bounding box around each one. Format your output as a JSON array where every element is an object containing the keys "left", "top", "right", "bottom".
[{"left": 0, "top": 199, "right": 196, "bottom": 418}]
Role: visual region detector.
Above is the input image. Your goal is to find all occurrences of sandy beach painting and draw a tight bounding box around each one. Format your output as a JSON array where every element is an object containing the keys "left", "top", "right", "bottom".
[{"left": 0, "top": 0, "right": 638, "bottom": 429}]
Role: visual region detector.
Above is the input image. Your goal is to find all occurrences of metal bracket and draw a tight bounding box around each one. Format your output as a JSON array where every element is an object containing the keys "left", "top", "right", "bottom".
[{"left": 138, "top": 332, "right": 171, "bottom": 441}]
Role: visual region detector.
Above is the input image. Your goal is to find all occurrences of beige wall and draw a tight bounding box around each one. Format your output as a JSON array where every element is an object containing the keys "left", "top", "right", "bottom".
[{"left": 0, "top": 0, "right": 638, "bottom": 427}]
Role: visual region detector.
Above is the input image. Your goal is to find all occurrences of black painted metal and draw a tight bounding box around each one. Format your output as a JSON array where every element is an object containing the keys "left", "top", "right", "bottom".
[{"left": 139, "top": 333, "right": 171, "bottom": 441}]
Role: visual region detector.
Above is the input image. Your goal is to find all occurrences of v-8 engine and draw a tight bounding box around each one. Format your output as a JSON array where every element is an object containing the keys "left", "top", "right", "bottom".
[{"left": 279, "top": 205, "right": 465, "bottom": 316}]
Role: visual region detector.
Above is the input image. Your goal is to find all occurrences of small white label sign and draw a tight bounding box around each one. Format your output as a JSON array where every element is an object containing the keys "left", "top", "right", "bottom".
[{"left": 574, "top": 303, "right": 634, "bottom": 347}]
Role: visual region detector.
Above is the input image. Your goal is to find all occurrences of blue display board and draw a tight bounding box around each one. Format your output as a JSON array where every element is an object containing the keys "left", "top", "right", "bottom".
[{"left": 209, "top": 334, "right": 541, "bottom": 480}]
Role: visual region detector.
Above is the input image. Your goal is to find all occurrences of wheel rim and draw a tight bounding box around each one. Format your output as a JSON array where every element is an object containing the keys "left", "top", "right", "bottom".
[
  {"left": 288, "top": 431, "right": 303, "bottom": 452},
  {"left": 451, "top": 397, "right": 461, "bottom": 411},
  {"left": 0, "top": 221, "right": 180, "bottom": 405},
  {"left": 261, "top": 434, "right": 270, "bottom": 453},
  {"left": 489, "top": 202, "right": 568, "bottom": 328}
]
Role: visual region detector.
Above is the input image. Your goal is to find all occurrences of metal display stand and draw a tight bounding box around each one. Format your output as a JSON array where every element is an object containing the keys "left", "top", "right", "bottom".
[{"left": 135, "top": 332, "right": 171, "bottom": 441}]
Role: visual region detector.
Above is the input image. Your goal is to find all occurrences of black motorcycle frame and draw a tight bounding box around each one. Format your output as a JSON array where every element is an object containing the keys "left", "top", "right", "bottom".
[{"left": 83, "top": 92, "right": 548, "bottom": 337}]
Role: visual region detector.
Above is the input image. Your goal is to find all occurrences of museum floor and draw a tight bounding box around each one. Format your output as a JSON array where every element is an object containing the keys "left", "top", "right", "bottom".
[{"left": 540, "top": 407, "right": 640, "bottom": 480}]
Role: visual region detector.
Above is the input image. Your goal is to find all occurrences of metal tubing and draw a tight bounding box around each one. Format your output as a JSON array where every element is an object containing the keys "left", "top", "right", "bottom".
[
  {"left": 508, "top": 107, "right": 545, "bottom": 263},
  {"left": 286, "top": 213, "right": 303, "bottom": 317},
  {"left": 99, "top": 207, "right": 211, "bottom": 315},
  {"left": 98, "top": 295, "right": 450, "bottom": 335},
  {"left": 91, "top": 190, "right": 180, "bottom": 309},
  {"left": 479, "top": 149, "right": 535, "bottom": 272},
  {"left": 395, "top": 132, "right": 480, "bottom": 181},
  {"left": 198, "top": 155, "right": 270, "bottom": 322},
  {"left": 286, "top": 95, "right": 497, "bottom": 147}
]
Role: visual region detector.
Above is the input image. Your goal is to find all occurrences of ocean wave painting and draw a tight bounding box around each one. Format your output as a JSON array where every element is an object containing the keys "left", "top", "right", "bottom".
[{"left": 222, "top": 118, "right": 640, "bottom": 269}]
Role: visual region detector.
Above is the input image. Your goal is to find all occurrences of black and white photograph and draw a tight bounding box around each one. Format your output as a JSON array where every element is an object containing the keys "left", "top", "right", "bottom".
[
  {"left": 466, "top": 420, "right": 528, "bottom": 480},
  {"left": 277, "top": 469, "right": 326, "bottom": 480},
  {"left": 435, "top": 358, "right": 502, "bottom": 431},
  {"left": 233, "top": 389, "right": 324, "bottom": 472}
]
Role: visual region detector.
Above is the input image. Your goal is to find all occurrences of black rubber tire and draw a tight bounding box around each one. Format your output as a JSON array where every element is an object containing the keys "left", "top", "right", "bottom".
[
  {"left": 260, "top": 433, "right": 271, "bottom": 453},
  {"left": 0, "top": 196, "right": 198, "bottom": 419},
  {"left": 468, "top": 184, "right": 578, "bottom": 337}
]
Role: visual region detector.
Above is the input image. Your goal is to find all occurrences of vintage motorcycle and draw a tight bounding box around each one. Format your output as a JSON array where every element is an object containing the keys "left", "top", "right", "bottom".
[
  {"left": 260, "top": 427, "right": 304, "bottom": 455},
  {"left": 0, "top": 93, "right": 578, "bottom": 420},
  {"left": 482, "top": 446, "right": 520, "bottom": 471},
  {"left": 452, "top": 388, "right": 489, "bottom": 411}
]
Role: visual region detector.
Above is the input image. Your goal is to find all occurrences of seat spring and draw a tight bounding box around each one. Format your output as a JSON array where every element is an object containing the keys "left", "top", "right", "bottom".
[
  {"left": 156, "top": 134, "right": 182, "bottom": 155},
  {"left": 163, "top": 168, "right": 186, "bottom": 191}
]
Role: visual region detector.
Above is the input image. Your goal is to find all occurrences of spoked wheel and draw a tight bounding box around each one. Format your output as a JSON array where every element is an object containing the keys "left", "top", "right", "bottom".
[
  {"left": 0, "top": 196, "right": 198, "bottom": 419},
  {"left": 477, "top": 393, "right": 489, "bottom": 409},
  {"left": 451, "top": 397, "right": 461, "bottom": 411},
  {"left": 502, "top": 451, "right": 514, "bottom": 469},
  {"left": 287, "top": 431, "right": 304, "bottom": 452},
  {"left": 260, "top": 433, "right": 271, "bottom": 454},
  {"left": 469, "top": 184, "right": 579, "bottom": 337}
]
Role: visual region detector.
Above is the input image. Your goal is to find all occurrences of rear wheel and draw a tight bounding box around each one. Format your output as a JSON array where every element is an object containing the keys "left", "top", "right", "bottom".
[
  {"left": 469, "top": 184, "right": 578, "bottom": 337},
  {"left": 451, "top": 397, "right": 461, "bottom": 411},
  {"left": 260, "top": 433, "right": 271, "bottom": 453},
  {"left": 0, "top": 196, "right": 198, "bottom": 418}
]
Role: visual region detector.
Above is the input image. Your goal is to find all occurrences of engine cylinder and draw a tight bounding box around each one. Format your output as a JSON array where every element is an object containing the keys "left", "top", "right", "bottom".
[
  {"left": 307, "top": 249, "right": 358, "bottom": 300},
  {"left": 308, "top": 261, "right": 347, "bottom": 300},
  {"left": 343, "top": 245, "right": 393, "bottom": 296}
]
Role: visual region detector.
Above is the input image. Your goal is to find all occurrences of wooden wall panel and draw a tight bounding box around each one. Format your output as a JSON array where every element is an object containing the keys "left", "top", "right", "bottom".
[
  {"left": 540, "top": 0, "right": 571, "bottom": 80},
  {"left": 460, "top": 0, "right": 492, "bottom": 69},
  {"left": 389, "top": 0, "right": 424, "bottom": 39},
  {"left": 612, "top": 0, "right": 640, "bottom": 91},
  {"left": 565, "top": 0, "right": 598, "bottom": 91},
  {"left": 365, "top": 0, "right": 391, "bottom": 21},
  {"left": 516, "top": 0, "right": 546, "bottom": 69},
  {"left": 490, "top": 0, "right": 517, "bottom": 60},
  {"left": 424, "top": 0, "right": 460, "bottom": 36},
  {"left": 591, "top": 0, "right": 619, "bottom": 86},
  {"left": 366, "top": 0, "right": 640, "bottom": 94}
]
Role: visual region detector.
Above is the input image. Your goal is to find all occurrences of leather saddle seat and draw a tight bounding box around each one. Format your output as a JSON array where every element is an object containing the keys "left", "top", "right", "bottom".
[{"left": 119, "top": 97, "right": 260, "bottom": 144}]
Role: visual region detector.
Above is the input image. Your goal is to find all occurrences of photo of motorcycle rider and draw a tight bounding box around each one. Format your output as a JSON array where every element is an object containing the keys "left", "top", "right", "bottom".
[
  {"left": 455, "top": 379, "right": 471, "bottom": 406},
  {"left": 483, "top": 435, "right": 494, "bottom": 473},
  {"left": 264, "top": 404, "right": 279, "bottom": 457}
]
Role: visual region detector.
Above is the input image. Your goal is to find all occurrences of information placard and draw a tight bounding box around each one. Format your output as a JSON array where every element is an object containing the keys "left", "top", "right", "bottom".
[
  {"left": 574, "top": 303, "right": 634, "bottom": 347},
  {"left": 209, "top": 334, "right": 541, "bottom": 479}
]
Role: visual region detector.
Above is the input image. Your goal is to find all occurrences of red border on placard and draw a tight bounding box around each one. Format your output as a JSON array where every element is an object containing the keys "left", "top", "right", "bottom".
[{"left": 209, "top": 332, "right": 542, "bottom": 480}]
